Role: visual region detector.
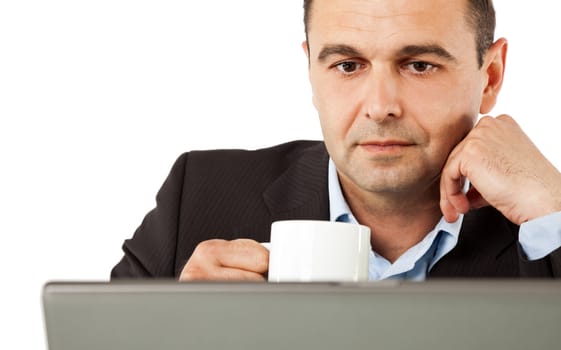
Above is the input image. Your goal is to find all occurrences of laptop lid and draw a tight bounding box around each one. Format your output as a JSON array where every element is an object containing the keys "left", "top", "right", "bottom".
[{"left": 43, "top": 280, "right": 561, "bottom": 350}]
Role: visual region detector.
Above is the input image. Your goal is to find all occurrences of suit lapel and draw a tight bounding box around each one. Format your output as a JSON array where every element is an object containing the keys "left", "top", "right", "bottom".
[
  {"left": 430, "top": 207, "right": 519, "bottom": 277},
  {"left": 263, "top": 142, "right": 330, "bottom": 222}
]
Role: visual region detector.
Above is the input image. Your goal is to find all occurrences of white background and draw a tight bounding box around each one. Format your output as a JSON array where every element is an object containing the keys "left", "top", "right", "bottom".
[{"left": 0, "top": 1, "right": 559, "bottom": 348}]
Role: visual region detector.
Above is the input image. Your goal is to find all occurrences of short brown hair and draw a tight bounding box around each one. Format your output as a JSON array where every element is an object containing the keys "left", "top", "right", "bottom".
[{"left": 303, "top": 0, "right": 495, "bottom": 67}]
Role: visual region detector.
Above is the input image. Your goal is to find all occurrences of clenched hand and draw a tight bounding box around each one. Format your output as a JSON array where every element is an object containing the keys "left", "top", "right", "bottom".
[{"left": 440, "top": 115, "right": 561, "bottom": 225}]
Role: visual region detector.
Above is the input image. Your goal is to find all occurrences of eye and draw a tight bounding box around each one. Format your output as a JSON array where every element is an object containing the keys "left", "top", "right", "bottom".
[
  {"left": 404, "top": 61, "right": 438, "bottom": 75},
  {"left": 334, "top": 61, "right": 364, "bottom": 75}
]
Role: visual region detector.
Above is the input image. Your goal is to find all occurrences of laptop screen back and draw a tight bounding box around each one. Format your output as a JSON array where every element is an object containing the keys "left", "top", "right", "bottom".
[{"left": 42, "top": 280, "right": 561, "bottom": 350}]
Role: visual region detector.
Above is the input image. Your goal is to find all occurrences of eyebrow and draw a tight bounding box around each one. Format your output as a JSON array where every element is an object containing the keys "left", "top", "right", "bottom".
[
  {"left": 317, "top": 44, "right": 363, "bottom": 62},
  {"left": 397, "top": 44, "right": 457, "bottom": 62},
  {"left": 316, "top": 43, "right": 457, "bottom": 63}
]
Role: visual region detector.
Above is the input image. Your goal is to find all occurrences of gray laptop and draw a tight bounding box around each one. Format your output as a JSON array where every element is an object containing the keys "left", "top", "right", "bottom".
[{"left": 42, "top": 280, "right": 561, "bottom": 350}]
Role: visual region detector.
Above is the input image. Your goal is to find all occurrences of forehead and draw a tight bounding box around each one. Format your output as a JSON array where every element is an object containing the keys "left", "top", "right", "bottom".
[{"left": 307, "top": 0, "right": 474, "bottom": 56}]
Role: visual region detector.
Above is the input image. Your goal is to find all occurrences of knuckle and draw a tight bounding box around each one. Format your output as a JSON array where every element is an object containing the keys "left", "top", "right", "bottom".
[
  {"left": 230, "top": 238, "right": 251, "bottom": 249},
  {"left": 496, "top": 114, "right": 515, "bottom": 123},
  {"left": 180, "top": 265, "right": 207, "bottom": 281},
  {"left": 195, "top": 239, "right": 226, "bottom": 257},
  {"left": 477, "top": 115, "right": 494, "bottom": 126},
  {"left": 461, "top": 139, "right": 483, "bottom": 158}
]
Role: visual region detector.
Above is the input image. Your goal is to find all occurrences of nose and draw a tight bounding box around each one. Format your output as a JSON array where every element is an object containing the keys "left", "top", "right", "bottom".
[{"left": 362, "top": 67, "right": 402, "bottom": 122}]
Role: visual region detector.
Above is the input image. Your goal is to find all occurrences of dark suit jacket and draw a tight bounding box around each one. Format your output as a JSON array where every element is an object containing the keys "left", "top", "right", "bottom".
[{"left": 111, "top": 140, "right": 561, "bottom": 279}]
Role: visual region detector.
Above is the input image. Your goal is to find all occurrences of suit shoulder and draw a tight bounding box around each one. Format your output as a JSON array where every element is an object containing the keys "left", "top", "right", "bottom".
[
  {"left": 193, "top": 140, "right": 324, "bottom": 158},
  {"left": 161, "top": 141, "right": 327, "bottom": 198},
  {"left": 182, "top": 140, "right": 325, "bottom": 173}
]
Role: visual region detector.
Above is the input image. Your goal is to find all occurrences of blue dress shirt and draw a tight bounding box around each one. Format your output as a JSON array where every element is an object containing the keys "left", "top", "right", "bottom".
[{"left": 327, "top": 159, "right": 561, "bottom": 280}]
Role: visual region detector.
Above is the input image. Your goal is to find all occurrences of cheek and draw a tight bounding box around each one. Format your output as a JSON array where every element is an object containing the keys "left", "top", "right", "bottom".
[
  {"left": 408, "top": 80, "right": 479, "bottom": 137},
  {"left": 406, "top": 91, "right": 478, "bottom": 169},
  {"left": 423, "top": 113, "right": 476, "bottom": 168},
  {"left": 311, "top": 75, "right": 361, "bottom": 144}
]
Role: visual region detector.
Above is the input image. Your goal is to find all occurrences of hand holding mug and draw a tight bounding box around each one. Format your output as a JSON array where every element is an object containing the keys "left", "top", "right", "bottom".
[{"left": 179, "top": 239, "right": 269, "bottom": 281}]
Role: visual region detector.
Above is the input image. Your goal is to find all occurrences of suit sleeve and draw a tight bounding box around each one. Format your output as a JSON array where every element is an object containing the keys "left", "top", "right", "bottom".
[
  {"left": 518, "top": 245, "right": 561, "bottom": 277},
  {"left": 517, "top": 211, "right": 561, "bottom": 277},
  {"left": 111, "top": 153, "right": 189, "bottom": 279}
]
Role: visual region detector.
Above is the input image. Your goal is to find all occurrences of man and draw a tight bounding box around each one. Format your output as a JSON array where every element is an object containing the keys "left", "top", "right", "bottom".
[{"left": 112, "top": 0, "right": 561, "bottom": 280}]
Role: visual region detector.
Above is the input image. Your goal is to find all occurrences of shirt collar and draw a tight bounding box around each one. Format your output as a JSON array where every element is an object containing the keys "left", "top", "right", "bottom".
[
  {"left": 327, "top": 157, "right": 463, "bottom": 276},
  {"left": 328, "top": 158, "right": 353, "bottom": 222}
]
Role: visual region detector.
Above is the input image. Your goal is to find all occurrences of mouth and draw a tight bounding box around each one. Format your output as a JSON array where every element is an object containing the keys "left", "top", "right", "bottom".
[{"left": 358, "top": 140, "right": 415, "bottom": 154}]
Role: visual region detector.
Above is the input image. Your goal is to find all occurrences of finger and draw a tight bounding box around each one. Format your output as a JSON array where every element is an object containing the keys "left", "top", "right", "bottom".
[
  {"left": 179, "top": 239, "right": 269, "bottom": 281},
  {"left": 440, "top": 149, "right": 470, "bottom": 221},
  {"left": 180, "top": 265, "right": 267, "bottom": 281},
  {"left": 440, "top": 198, "right": 459, "bottom": 223},
  {"left": 440, "top": 178, "right": 458, "bottom": 223},
  {"left": 441, "top": 170, "right": 469, "bottom": 213},
  {"left": 212, "top": 267, "right": 267, "bottom": 281},
  {"left": 214, "top": 239, "right": 269, "bottom": 273}
]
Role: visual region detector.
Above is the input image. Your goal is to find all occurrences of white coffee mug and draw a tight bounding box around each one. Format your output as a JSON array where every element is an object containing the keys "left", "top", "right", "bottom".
[{"left": 267, "top": 220, "right": 371, "bottom": 282}]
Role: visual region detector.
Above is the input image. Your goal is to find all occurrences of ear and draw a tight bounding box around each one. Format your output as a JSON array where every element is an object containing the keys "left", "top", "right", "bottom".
[
  {"left": 479, "top": 38, "right": 508, "bottom": 114},
  {"left": 301, "top": 40, "right": 317, "bottom": 108},
  {"left": 302, "top": 41, "right": 310, "bottom": 59}
]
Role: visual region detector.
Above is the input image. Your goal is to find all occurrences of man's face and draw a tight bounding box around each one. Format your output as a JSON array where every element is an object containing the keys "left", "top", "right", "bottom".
[{"left": 306, "top": 0, "right": 488, "bottom": 197}]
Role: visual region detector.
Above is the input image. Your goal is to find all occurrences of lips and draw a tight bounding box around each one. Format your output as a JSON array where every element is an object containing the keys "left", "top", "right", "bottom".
[
  {"left": 358, "top": 140, "right": 414, "bottom": 154},
  {"left": 359, "top": 140, "right": 414, "bottom": 147}
]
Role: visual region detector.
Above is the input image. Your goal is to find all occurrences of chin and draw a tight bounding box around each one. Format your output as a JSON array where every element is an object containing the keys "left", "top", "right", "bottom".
[{"left": 355, "top": 170, "right": 430, "bottom": 195}]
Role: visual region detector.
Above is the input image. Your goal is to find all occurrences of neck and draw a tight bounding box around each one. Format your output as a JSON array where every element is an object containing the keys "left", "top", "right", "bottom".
[{"left": 340, "top": 178, "right": 442, "bottom": 263}]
